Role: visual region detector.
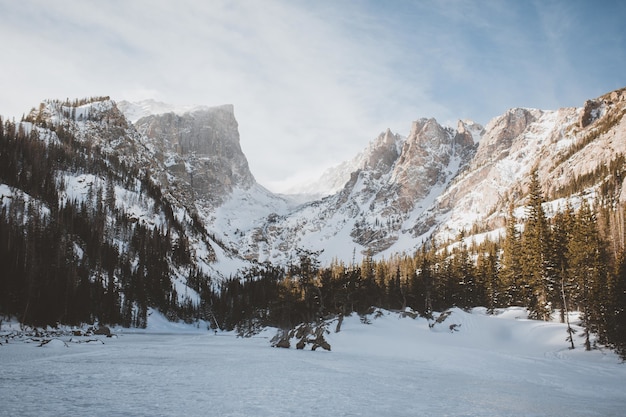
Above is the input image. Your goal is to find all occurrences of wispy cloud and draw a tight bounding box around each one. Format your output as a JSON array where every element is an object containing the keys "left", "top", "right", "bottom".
[{"left": 1, "top": 0, "right": 624, "bottom": 191}]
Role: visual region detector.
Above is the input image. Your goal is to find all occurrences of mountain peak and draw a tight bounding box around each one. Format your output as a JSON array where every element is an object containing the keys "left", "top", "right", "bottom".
[{"left": 131, "top": 105, "right": 254, "bottom": 206}]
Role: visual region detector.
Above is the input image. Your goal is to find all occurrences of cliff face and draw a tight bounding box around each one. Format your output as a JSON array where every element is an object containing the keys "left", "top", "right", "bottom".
[
  {"left": 425, "top": 88, "right": 626, "bottom": 243},
  {"left": 228, "top": 87, "right": 626, "bottom": 264},
  {"left": 133, "top": 105, "right": 255, "bottom": 206},
  {"left": 388, "top": 118, "right": 477, "bottom": 212}
]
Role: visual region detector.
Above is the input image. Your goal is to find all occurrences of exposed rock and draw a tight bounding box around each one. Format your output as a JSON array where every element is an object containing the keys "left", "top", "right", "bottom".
[
  {"left": 37, "top": 86, "right": 626, "bottom": 272},
  {"left": 296, "top": 338, "right": 306, "bottom": 349},
  {"left": 273, "top": 322, "right": 331, "bottom": 351},
  {"left": 94, "top": 325, "right": 111, "bottom": 337},
  {"left": 428, "top": 310, "right": 462, "bottom": 333},
  {"left": 473, "top": 108, "right": 539, "bottom": 167},
  {"left": 274, "top": 338, "right": 290, "bottom": 349},
  {"left": 133, "top": 105, "right": 255, "bottom": 206},
  {"left": 579, "top": 99, "right": 602, "bottom": 128}
]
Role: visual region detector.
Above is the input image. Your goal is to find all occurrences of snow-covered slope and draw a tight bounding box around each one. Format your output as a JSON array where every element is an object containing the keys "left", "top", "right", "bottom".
[
  {"left": 117, "top": 88, "right": 626, "bottom": 267},
  {"left": 118, "top": 102, "right": 302, "bottom": 265},
  {"left": 424, "top": 89, "right": 626, "bottom": 245},
  {"left": 227, "top": 118, "right": 481, "bottom": 264},
  {"left": 21, "top": 98, "right": 257, "bottom": 281},
  {"left": 281, "top": 128, "right": 406, "bottom": 198}
]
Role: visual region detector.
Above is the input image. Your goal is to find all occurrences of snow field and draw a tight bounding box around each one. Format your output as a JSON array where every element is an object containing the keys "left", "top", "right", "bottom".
[{"left": 1, "top": 308, "right": 625, "bottom": 417}]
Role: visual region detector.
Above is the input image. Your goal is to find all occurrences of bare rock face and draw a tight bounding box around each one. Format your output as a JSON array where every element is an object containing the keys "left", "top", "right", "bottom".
[
  {"left": 362, "top": 129, "right": 402, "bottom": 173},
  {"left": 579, "top": 99, "right": 603, "bottom": 128},
  {"left": 454, "top": 119, "right": 483, "bottom": 154},
  {"left": 134, "top": 105, "right": 255, "bottom": 205},
  {"left": 341, "top": 118, "right": 479, "bottom": 253},
  {"left": 374, "top": 118, "right": 479, "bottom": 218},
  {"left": 391, "top": 119, "right": 458, "bottom": 212},
  {"left": 472, "top": 108, "right": 540, "bottom": 167}
]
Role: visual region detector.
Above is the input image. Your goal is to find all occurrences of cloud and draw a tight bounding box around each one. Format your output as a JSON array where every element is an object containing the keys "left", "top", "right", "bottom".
[{"left": 1, "top": 0, "right": 625, "bottom": 192}]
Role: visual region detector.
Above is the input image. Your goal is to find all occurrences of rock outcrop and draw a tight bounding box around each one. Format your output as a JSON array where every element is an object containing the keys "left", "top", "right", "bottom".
[{"left": 133, "top": 105, "right": 255, "bottom": 206}]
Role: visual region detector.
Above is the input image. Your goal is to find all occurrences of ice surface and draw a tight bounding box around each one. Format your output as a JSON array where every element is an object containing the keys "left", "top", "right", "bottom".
[{"left": 1, "top": 308, "right": 624, "bottom": 417}]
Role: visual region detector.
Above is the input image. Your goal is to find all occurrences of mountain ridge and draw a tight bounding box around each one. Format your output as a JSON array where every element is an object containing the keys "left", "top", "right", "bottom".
[
  {"left": 1, "top": 87, "right": 625, "bottom": 281},
  {"left": 111, "top": 89, "right": 626, "bottom": 266}
]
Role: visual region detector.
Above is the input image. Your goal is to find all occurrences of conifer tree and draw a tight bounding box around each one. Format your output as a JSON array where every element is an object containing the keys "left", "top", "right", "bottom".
[
  {"left": 476, "top": 240, "right": 500, "bottom": 313},
  {"left": 501, "top": 204, "right": 524, "bottom": 306},
  {"left": 568, "top": 200, "right": 607, "bottom": 350},
  {"left": 418, "top": 246, "right": 434, "bottom": 316},
  {"left": 608, "top": 250, "right": 626, "bottom": 357},
  {"left": 552, "top": 204, "right": 574, "bottom": 323},
  {"left": 521, "top": 169, "right": 555, "bottom": 321}
]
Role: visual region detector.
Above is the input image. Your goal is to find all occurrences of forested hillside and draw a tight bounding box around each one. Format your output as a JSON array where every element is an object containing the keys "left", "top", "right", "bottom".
[{"left": 0, "top": 99, "right": 214, "bottom": 327}]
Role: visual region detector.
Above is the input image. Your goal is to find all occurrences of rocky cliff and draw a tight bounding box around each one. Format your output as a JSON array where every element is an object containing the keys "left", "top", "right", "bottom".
[{"left": 133, "top": 105, "right": 255, "bottom": 207}]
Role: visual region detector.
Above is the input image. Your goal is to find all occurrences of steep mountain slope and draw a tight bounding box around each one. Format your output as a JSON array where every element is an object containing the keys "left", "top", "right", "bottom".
[
  {"left": 227, "top": 119, "right": 482, "bottom": 264},
  {"left": 429, "top": 88, "right": 626, "bottom": 244},
  {"left": 247, "top": 89, "right": 626, "bottom": 263},
  {"left": 280, "top": 128, "right": 405, "bottom": 198},
  {"left": 115, "top": 89, "right": 626, "bottom": 266},
  {"left": 120, "top": 103, "right": 300, "bottom": 264},
  {"left": 133, "top": 105, "right": 254, "bottom": 205},
  {"left": 0, "top": 97, "right": 263, "bottom": 325}
]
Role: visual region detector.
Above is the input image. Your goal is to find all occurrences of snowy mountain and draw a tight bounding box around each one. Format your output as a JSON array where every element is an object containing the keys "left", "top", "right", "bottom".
[
  {"left": 280, "top": 128, "right": 406, "bottom": 198},
  {"left": 428, "top": 91, "right": 626, "bottom": 244},
  {"left": 224, "top": 89, "right": 626, "bottom": 264},
  {"left": 2, "top": 87, "right": 626, "bottom": 327},
  {"left": 12, "top": 88, "right": 626, "bottom": 271},
  {"left": 0, "top": 97, "right": 266, "bottom": 326},
  {"left": 226, "top": 119, "right": 483, "bottom": 264}
]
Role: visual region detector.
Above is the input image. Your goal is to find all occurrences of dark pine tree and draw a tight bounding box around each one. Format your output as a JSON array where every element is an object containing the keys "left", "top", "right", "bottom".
[{"left": 521, "top": 169, "right": 556, "bottom": 321}]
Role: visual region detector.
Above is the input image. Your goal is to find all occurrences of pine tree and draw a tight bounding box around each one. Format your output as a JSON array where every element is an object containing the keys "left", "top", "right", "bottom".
[
  {"left": 568, "top": 200, "right": 607, "bottom": 350},
  {"left": 476, "top": 240, "right": 500, "bottom": 313},
  {"left": 501, "top": 204, "right": 524, "bottom": 306},
  {"left": 608, "top": 251, "right": 626, "bottom": 358},
  {"left": 453, "top": 243, "right": 476, "bottom": 309},
  {"left": 521, "top": 169, "right": 555, "bottom": 321},
  {"left": 552, "top": 204, "right": 574, "bottom": 323}
]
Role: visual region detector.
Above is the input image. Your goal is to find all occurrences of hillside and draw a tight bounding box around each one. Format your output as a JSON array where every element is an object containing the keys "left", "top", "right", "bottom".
[{"left": 0, "top": 98, "right": 243, "bottom": 326}]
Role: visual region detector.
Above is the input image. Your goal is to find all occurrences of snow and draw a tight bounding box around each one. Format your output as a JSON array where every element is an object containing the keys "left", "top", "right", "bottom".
[
  {"left": 0, "top": 184, "right": 13, "bottom": 206},
  {"left": 0, "top": 183, "right": 51, "bottom": 223},
  {"left": 117, "top": 99, "right": 211, "bottom": 123},
  {"left": 1, "top": 307, "right": 624, "bottom": 417}
]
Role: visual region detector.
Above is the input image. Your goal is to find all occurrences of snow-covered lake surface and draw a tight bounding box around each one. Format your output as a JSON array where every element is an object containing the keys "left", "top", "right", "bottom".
[{"left": 2, "top": 308, "right": 625, "bottom": 417}]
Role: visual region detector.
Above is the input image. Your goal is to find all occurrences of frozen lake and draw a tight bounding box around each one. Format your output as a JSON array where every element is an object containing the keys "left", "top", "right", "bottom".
[{"left": 1, "top": 308, "right": 625, "bottom": 416}]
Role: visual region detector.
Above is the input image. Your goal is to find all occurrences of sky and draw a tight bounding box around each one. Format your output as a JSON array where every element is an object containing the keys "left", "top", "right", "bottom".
[{"left": 1, "top": 0, "right": 625, "bottom": 192}]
